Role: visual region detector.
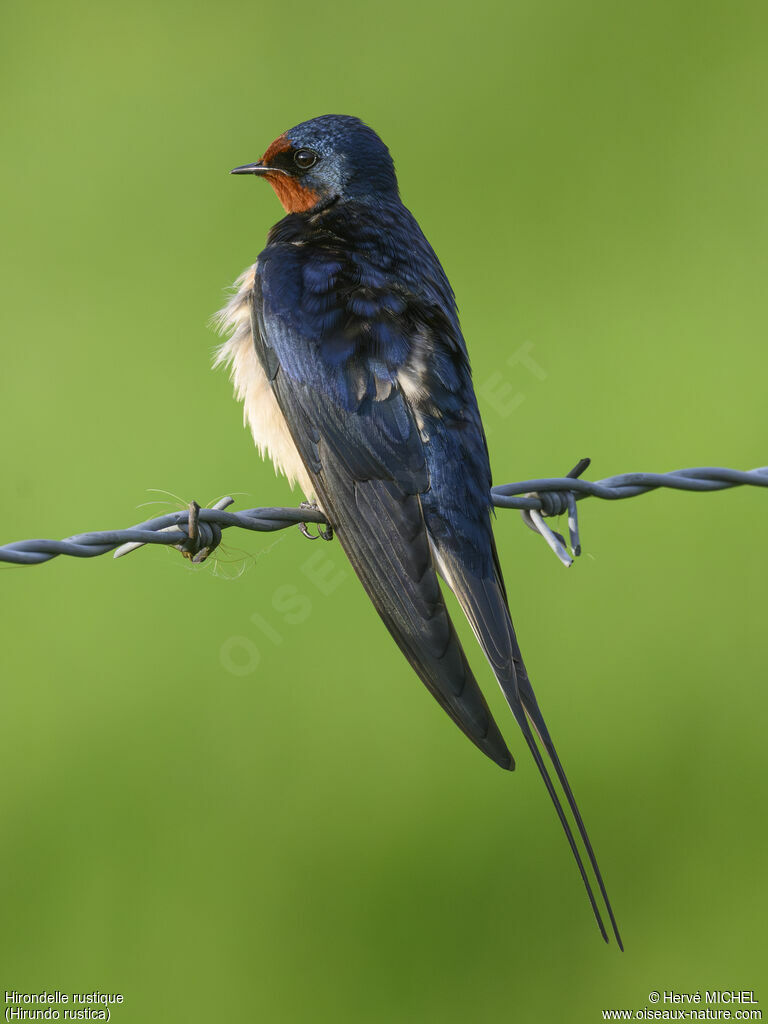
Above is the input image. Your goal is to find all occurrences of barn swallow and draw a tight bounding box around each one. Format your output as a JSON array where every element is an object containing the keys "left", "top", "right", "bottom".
[{"left": 215, "top": 115, "right": 622, "bottom": 947}]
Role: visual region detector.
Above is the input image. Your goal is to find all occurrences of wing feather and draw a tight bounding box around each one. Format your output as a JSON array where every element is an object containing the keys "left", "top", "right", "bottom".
[{"left": 249, "top": 273, "right": 513, "bottom": 769}]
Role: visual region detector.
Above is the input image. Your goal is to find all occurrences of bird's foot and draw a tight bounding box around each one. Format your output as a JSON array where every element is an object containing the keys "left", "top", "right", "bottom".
[{"left": 298, "top": 501, "right": 333, "bottom": 541}]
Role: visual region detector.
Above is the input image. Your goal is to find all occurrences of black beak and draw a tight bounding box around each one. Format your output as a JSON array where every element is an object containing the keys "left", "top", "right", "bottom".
[{"left": 230, "top": 162, "right": 270, "bottom": 176}]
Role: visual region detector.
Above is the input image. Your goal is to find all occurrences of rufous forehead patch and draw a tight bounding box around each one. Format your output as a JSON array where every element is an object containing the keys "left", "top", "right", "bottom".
[{"left": 261, "top": 133, "right": 292, "bottom": 164}]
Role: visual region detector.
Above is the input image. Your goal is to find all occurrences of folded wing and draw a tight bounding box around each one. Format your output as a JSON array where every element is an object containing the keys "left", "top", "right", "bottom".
[{"left": 249, "top": 271, "right": 513, "bottom": 770}]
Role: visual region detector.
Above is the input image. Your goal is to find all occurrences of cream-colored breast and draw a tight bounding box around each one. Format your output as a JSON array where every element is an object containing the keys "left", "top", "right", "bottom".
[{"left": 213, "top": 264, "right": 316, "bottom": 500}]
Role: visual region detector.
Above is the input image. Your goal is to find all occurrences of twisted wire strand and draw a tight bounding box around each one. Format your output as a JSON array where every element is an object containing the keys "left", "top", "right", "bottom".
[
  {"left": 493, "top": 463, "right": 768, "bottom": 566},
  {"left": 492, "top": 465, "right": 768, "bottom": 511},
  {"left": 1, "top": 465, "right": 765, "bottom": 568}
]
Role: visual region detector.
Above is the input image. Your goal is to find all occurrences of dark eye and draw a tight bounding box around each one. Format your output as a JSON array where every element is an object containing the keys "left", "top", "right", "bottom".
[{"left": 293, "top": 149, "right": 318, "bottom": 169}]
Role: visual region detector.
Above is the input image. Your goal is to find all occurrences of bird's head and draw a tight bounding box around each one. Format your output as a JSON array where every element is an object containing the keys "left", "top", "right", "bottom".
[{"left": 230, "top": 114, "right": 398, "bottom": 213}]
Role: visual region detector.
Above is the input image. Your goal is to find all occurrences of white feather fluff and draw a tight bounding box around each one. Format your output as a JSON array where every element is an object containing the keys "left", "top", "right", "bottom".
[{"left": 213, "top": 265, "right": 316, "bottom": 500}]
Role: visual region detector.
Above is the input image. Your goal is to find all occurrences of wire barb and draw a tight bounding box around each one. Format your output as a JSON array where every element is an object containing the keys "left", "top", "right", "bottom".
[
  {"left": 520, "top": 458, "right": 591, "bottom": 567},
  {"left": 1, "top": 464, "right": 766, "bottom": 568}
]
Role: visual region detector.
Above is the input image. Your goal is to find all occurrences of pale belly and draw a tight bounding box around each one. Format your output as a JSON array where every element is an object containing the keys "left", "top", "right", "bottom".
[{"left": 213, "top": 264, "right": 316, "bottom": 500}]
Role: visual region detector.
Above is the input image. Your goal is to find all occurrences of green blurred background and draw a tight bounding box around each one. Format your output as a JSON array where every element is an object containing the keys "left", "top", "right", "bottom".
[{"left": 1, "top": 1, "right": 765, "bottom": 1020}]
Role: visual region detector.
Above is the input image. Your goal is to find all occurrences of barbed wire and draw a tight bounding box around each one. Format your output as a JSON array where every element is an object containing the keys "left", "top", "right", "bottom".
[{"left": 1, "top": 461, "right": 766, "bottom": 570}]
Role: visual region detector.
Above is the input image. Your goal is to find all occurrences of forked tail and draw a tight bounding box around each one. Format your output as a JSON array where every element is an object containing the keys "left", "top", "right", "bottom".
[{"left": 434, "top": 545, "right": 623, "bottom": 949}]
